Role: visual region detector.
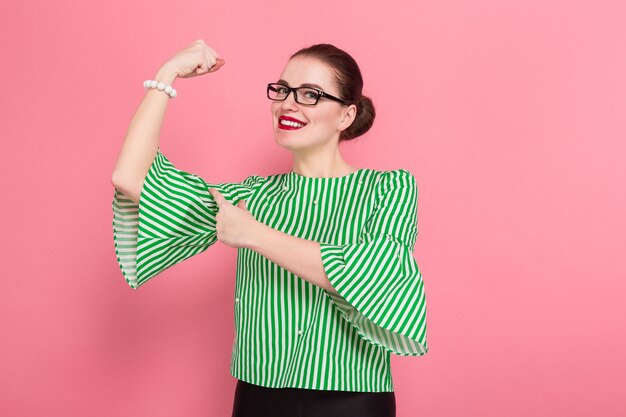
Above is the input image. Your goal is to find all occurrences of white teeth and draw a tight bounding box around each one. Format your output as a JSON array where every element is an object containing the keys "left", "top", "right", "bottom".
[{"left": 280, "top": 119, "right": 305, "bottom": 128}]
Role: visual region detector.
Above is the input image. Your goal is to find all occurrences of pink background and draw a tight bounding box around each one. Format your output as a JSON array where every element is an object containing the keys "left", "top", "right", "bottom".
[{"left": 1, "top": 0, "right": 624, "bottom": 416}]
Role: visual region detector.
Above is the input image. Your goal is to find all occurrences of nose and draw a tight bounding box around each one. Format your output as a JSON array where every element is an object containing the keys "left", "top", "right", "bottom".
[{"left": 280, "top": 89, "right": 299, "bottom": 111}]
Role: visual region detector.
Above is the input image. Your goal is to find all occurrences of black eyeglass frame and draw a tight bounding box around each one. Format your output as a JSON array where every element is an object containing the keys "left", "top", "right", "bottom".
[{"left": 266, "top": 83, "right": 349, "bottom": 106}]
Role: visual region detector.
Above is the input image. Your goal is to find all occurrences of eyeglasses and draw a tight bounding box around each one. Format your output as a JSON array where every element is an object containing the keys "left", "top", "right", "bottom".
[{"left": 267, "top": 83, "right": 348, "bottom": 106}]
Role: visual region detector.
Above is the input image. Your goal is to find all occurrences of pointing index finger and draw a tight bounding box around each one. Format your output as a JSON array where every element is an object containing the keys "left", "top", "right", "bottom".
[{"left": 209, "top": 188, "right": 229, "bottom": 206}]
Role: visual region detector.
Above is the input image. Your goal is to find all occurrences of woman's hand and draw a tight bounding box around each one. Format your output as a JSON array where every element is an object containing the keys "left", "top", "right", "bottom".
[
  {"left": 208, "top": 188, "right": 262, "bottom": 249},
  {"left": 160, "top": 39, "right": 225, "bottom": 79}
]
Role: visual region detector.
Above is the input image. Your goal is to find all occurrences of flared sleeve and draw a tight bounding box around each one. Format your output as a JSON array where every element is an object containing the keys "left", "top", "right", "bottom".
[
  {"left": 112, "top": 149, "right": 265, "bottom": 290},
  {"left": 319, "top": 169, "right": 428, "bottom": 356}
]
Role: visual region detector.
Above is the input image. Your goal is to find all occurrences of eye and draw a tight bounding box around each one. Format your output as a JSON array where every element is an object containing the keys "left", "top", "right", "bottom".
[
  {"left": 303, "top": 89, "right": 320, "bottom": 99},
  {"left": 276, "top": 85, "right": 289, "bottom": 94}
]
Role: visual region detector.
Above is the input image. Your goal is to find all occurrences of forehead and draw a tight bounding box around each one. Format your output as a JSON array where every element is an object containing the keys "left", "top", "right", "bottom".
[{"left": 278, "top": 56, "right": 336, "bottom": 92}]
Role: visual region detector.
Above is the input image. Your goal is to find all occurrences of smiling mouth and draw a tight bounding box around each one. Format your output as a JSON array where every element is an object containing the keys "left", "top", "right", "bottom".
[{"left": 278, "top": 118, "right": 307, "bottom": 130}]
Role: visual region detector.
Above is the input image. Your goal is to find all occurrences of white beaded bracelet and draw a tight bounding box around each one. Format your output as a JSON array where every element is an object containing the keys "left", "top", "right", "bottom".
[{"left": 143, "top": 79, "right": 177, "bottom": 99}]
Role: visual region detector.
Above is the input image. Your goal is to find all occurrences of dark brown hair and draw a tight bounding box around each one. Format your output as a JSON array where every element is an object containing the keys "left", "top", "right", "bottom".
[{"left": 290, "top": 43, "right": 375, "bottom": 141}]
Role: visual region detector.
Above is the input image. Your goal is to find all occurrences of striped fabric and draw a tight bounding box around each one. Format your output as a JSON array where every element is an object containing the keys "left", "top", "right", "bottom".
[{"left": 112, "top": 149, "right": 428, "bottom": 392}]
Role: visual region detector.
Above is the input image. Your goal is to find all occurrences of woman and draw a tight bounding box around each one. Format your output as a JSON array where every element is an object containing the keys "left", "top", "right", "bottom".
[{"left": 111, "top": 39, "right": 428, "bottom": 417}]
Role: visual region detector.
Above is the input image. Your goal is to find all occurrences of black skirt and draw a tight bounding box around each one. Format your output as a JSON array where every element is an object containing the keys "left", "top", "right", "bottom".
[{"left": 231, "top": 379, "right": 396, "bottom": 417}]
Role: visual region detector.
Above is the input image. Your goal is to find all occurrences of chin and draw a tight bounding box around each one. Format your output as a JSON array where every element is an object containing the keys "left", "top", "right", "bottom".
[{"left": 274, "top": 134, "right": 310, "bottom": 150}]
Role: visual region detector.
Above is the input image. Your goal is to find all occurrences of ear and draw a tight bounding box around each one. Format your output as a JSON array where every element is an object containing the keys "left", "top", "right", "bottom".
[{"left": 338, "top": 103, "right": 357, "bottom": 132}]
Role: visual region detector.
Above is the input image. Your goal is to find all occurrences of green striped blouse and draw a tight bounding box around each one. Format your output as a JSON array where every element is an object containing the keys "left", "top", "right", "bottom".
[{"left": 112, "top": 149, "right": 428, "bottom": 392}]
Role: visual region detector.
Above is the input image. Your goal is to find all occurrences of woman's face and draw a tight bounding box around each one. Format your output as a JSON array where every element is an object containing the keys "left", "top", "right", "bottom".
[{"left": 271, "top": 56, "right": 356, "bottom": 151}]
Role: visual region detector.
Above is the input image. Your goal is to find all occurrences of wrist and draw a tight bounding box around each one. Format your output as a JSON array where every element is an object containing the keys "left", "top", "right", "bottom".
[
  {"left": 246, "top": 220, "right": 270, "bottom": 252},
  {"left": 154, "top": 65, "right": 178, "bottom": 85}
]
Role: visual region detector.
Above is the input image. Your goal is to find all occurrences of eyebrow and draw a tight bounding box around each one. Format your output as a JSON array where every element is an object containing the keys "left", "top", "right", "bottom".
[{"left": 276, "top": 79, "right": 325, "bottom": 90}]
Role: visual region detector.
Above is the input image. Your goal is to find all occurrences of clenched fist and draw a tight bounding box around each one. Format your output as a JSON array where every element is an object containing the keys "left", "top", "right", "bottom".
[{"left": 161, "top": 39, "right": 226, "bottom": 79}]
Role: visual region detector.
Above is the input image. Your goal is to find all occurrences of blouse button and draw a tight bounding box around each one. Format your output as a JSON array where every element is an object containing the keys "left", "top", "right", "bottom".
[
  {"left": 297, "top": 329, "right": 303, "bottom": 335},
  {"left": 283, "top": 185, "right": 288, "bottom": 191},
  {"left": 313, "top": 199, "right": 318, "bottom": 205},
  {"left": 358, "top": 180, "right": 363, "bottom": 185},
  {"left": 387, "top": 235, "right": 393, "bottom": 241},
  {"left": 235, "top": 297, "right": 240, "bottom": 303}
]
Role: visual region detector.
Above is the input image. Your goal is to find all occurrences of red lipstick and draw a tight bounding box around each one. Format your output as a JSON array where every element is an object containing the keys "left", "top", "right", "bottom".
[{"left": 278, "top": 115, "right": 307, "bottom": 130}]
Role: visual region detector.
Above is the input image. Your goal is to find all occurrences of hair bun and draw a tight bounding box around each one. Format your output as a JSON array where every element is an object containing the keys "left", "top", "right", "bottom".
[{"left": 342, "top": 94, "right": 375, "bottom": 141}]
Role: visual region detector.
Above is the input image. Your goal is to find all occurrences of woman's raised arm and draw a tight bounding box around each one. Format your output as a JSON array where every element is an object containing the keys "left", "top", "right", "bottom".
[{"left": 111, "top": 39, "right": 225, "bottom": 203}]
